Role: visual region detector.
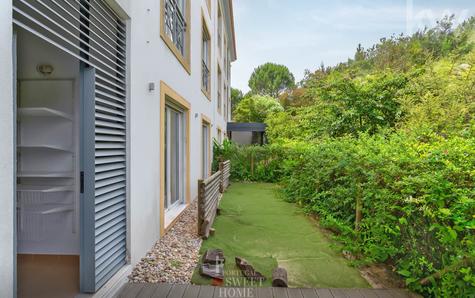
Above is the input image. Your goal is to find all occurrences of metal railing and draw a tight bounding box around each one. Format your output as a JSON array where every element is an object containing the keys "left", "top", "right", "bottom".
[
  {"left": 202, "top": 60, "right": 210, "bottom": 93},
  {"left": 164, "top": 0, "right": 187, "bottom": 55}
]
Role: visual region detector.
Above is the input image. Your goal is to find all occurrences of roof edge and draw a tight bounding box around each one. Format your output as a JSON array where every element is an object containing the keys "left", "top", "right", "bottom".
[{"left": 222, "top": 0, "right": 237, "bottom": 61}]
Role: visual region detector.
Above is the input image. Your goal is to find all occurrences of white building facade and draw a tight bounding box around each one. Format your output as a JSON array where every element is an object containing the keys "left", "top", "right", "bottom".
[{"left": 0, "top": 0, "right": 236, "bottom": 296}]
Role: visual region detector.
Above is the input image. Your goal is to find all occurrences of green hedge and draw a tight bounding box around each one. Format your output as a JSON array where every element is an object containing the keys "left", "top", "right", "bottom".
[{"left": 214, "top": 134, "right": 475, "bottom": 297}]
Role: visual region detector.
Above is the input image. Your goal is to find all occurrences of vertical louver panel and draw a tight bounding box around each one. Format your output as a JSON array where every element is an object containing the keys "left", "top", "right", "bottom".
[
  {"left": 93, "top": 68, "right": 127, "bottom": 290},
  {"left": 13, "top": 0, "right": 127, "bottom": 292}
]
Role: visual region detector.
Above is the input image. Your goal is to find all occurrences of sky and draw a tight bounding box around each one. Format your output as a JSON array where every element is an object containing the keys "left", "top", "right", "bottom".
[{"left": 230, "top": 0, "right": 474, "bottom": 93}]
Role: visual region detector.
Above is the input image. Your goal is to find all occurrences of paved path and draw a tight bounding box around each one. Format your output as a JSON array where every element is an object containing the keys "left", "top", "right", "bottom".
[{"left": 117, "top": 283, "right": 418, "bottom": 298}]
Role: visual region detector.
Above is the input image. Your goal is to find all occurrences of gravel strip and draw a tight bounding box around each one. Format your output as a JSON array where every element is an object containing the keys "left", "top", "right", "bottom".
[{"left": 128, "top": 200, "right": 202, "bottom": 284}]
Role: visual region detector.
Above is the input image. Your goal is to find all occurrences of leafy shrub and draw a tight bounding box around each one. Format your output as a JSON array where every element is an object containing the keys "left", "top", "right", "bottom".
[
  {"left": 281, "top": 133, "right": 475, "bottom": 296},
  {"left": 214, "top": 132, "right": 475, "bottom": 296},
  {"left": 233, "top": 95, "right": 284, "bottom": 123},
  {"left": 218, "top": 16, "right": 475, "bottom": 297},
  {"left": 213, "top": 139, "right": 291, "bottom": 182}
]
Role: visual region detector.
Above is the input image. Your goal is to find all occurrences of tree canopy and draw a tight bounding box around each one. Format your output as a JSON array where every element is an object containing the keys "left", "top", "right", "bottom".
[
  {"left": 230, "top": 88, "right": 244, "bottom": 112},
  {"left": 233, "top": 95, "right": 284, "bottom": 123},
  {"left": 248, "top": 63, "right": 295, "bottom": 97}
]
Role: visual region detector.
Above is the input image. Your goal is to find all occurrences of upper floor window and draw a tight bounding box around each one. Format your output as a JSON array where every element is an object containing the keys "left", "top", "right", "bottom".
[
  {"left": 202, "top": 18, "right": 211, "bottom": 97},
  {"left": 224, "top": 84, "right": 228, "bottom": 121},
  {"left": 227, "top": 51, "right": 231, "bottom": 80},
  {"left": 218, "top": 66, "right": 222, "bottom": 113},
  {"left": 206, "top": 0, "right": 211, "bottom": 15},
  {"left": 161, "top": 0, "right": 191, "bottom": 73},
  {"left": 218, "top": 4, "right": 223, "bottom": 54},
  {"left": 217, "top": 128, "right": 222, "bottom": 144}
]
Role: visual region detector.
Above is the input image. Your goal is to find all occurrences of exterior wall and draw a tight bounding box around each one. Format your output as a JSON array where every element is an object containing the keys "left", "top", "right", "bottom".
[
  {"left": 125, "top": 0, "right": 225, "bottom": 265},
  {"left": 126, "top": 0, "right": 235, "bottom": 265},
  {"left": 231, "top": 131, "right": 254, "bottom": 145},
  {"left": 1, "top": 0, "right": 235, "bottom": 295},
  {"left": 0, "top": 1, "right": 14, "bottom": 296}
]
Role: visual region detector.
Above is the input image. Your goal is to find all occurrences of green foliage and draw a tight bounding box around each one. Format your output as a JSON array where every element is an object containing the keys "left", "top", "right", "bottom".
[
  {"left": 214, "top": 17, "right": 475, "bottom": 296},
  {"left": 398, "top": 53, "right": 475, "bottom": 135},
  {"left": 233, "top": 94, "right": 284, "bottom": 123},
  {"left": 213, "top": 139, "right": 289, "bottom": 182},
  {"left": 231, "top": 87, "right": 244, "bottom": 113},
  {"left": 277, "top": 133, "right": 475, "bottom": 297},
  {"left": 317, "top": 71, "right": 408, "bottom": 137},
  {"left": 266, "top": 105, "right": 333, "bottom": 143},
  {"left": 266, "top": 71, "right": 408, "bottom": 141},
  {"left": 215, "top": 133, "right": 475, "bottom": 296},
  {"left": 248, "top": 62, "right": 296, "bottom": 98}
]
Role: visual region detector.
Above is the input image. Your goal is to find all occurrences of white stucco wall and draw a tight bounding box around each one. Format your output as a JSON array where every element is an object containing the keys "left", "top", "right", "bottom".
[
  {"left": 0, "top": 1, "right": 14, "bottom": 297},
  {"left": 126, "top": 0, "right": 233, "bottom": 265}
]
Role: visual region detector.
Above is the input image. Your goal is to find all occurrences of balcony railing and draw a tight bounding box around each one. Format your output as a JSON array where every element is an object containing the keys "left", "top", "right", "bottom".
[{"left": 164, "top": 0, "right": 187, "bottom": 56}]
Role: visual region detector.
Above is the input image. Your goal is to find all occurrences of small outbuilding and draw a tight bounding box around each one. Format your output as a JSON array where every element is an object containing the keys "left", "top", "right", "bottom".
[{"left": 227, "top": 122, "right": 267, "bottom": 145}]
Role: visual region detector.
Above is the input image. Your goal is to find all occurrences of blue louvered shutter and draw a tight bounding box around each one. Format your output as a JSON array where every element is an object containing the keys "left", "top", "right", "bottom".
[
  {"left": 82, "top": 65, "right": 127, "bottom": 292},
  {"left": 13, "top": 0, "right": 128, "bottom": 292},
  {"left": 79, "top": 2, "right": 128, "bottom": 292}
]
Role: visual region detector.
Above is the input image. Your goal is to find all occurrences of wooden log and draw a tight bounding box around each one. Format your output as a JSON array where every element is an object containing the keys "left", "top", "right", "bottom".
[
  {"left": 272, "top": 267, "right": 288, "bottom": 287},
  {"left": 202, "top": 249, "right": 225, "bottom": 264},
  {"left": 200, "top": 263, "right": 224, "bottom": 280},
  {"left": 235, "top": 257, "right": 266, "bottom": 282}
]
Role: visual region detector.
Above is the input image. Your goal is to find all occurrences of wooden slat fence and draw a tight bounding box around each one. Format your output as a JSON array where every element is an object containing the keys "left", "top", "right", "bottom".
[
  {"left": 198, "top": 160, "right": 231, "bottom": 239},
  {"left": 219, "top": 160, "right": 231, "bottom": 193}
]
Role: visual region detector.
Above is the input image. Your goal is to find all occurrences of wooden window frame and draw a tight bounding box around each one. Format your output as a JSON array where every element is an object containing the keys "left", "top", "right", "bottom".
[
  {"left": 160, "top": 0, "right": 191, "bottom": 74},
  {"left": 217, "top": 127, "right": 223, "bottom": 144},
  {"left": 201, "top": 12, "right": 212, "bottom": 100},
  {"left": 217, "top": 2, "right": 223, "bottom": 56},
  {"left": 217, "top": 63, "right": 222, "bottom": 114},
  {"left": 201, "top": 114, "right": 212, "bottom": 178},
  {"left": 160, "top": 81, "right": 191, "bottom": 236},
  {"left": 206, "top": 0, "right": 211, "bottom": 16}
]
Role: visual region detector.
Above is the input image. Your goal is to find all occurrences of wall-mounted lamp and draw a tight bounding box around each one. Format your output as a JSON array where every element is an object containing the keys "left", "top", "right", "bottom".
[
  {"left": 37, "top": 64, "right": 54, "bottom": 76},
  {"left": 148, "top": 82, "right": 155, "bottom": 92}
]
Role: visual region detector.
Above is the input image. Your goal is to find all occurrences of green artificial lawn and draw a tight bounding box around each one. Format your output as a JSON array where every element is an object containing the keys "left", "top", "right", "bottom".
[{"left": 191, "top": 183, "right": 369, "bottom": 288}]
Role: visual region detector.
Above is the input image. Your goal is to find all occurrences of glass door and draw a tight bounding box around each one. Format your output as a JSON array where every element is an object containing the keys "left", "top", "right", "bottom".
[{"left": 165, "top": 105, "right": 185, "bottom": 210}]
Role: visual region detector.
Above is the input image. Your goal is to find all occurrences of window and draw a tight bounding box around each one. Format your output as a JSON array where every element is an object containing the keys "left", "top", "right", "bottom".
[
  {"left": 164, "top": 104, "right": 186, "bottom": 210},
  {"left": 224, "top": 36, "right": 227, "bottom": 63},
  {"left": 224, "top": 84, "right": 228, "bottom": 121},
  {"left": 218, "top": 3, "right": 223, "bottom": 54},
  {"left": 224, "top": 40, "right": 228, "bottom": 79},
  {"left": 160, "top": 81, "right": 190, "bottom": 235},
  {"left": 201, "top": 120, "right": 211, "bottom": 179},
  {"left": 218, "top": 66, "right": 222, "bottom": 113},
  {"left": 206, "top": 0, "right": 211, "bottom": 15},
  {"left": 227, "top": 51, "right": 231, "bottom": 81},
  {"left": 217, "top": 128, "right": 222, "bottom": 144},
  {"left": 161, "top": 0, "right": 190, "bottom": 73},
  {"left": 201, "top": 17, "right": 211, "bottom": 97}
]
